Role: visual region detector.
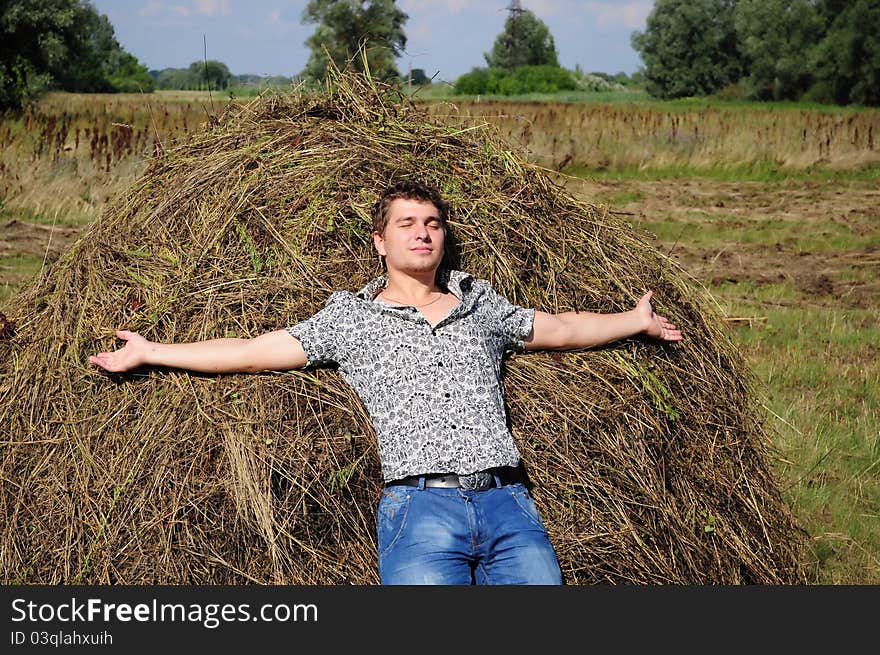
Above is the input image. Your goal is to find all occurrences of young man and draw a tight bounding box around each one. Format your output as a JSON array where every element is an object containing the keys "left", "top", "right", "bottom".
[{"left": 89, "top": 181, "right": 682, "bottom": 585}]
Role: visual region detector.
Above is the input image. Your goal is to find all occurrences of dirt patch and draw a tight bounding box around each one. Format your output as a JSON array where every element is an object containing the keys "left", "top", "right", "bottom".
[
  {"left": 797, "top": 273, "right": 836, "bottom": 297},
  {"left": 565, "top": 178, "right": 880, "bottom": 310},
  {"left": 1, "top": 219, "right": 80, "bottom": 259},
  {"left": 574, "top": 178, "right": 880, "bottom": 227},
  {"left": 2, "top": 178, "right": 879, "bottom": 311},
  {"left": 0, "top": 219, "right": 81, "bottom": 299}
]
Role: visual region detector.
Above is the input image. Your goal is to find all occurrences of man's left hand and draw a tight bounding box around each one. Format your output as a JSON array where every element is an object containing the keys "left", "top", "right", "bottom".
[{"left": 636, "top": 291, "right": 682, "bottom": 341}]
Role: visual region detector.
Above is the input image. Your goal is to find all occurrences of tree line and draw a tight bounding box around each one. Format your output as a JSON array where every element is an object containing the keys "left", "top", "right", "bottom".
[
  {"left": 147, "top": 62, "right": 294, "bottom": 92},
  {"left": 0, "top": 0, "right": 414, "bottom": 112},
  {"left": 0, "top": 0, "right": 638, "bottom": 113},
  {"left": 1, "top": 0, "right": 155, "bottom": 111},
  {"left": 632, "top": 0, "right": 879, "bottom": 105},
  {"left": 5, "top": 0, "right": 875, "bottom": 113}
]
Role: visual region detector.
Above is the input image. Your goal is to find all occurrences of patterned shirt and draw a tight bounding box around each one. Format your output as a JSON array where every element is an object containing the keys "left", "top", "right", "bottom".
[{"left": 285, "top": 269, "right": 535, "bottom": 482}]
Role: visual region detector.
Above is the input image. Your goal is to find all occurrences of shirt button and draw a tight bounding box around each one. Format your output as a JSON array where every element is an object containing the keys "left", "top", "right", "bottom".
[
  {"left": 437, "top": 362, "right": 443, "bottom": 367},
  {"left": 444, "top": 393, "right": 451, "bottom": 398},
  {"left": 451, "top": 424, "right": 457, "bottom": 429}
]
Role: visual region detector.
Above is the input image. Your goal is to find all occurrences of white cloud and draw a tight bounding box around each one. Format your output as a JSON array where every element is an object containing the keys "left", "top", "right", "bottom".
[
  {"left": 194, "top": 0, "right": 232, "bottom": 16},
  {"left": 408, "top": 19, "right": 431, "bottom": 42},
  {"left": 584, "top": 1, "right": 652, "bottom": 30},
  {"left": 138, "top": 1, "right": 164, "bottom": 17},
  {"left": 526, "top": 0, "right": 568, "bottom": 17},
  {"left": 400, "top": 0, "right": 474, "bottom": 13},
  {"left": 139, "top": 0, "right": 231, "bottom": 19},
  {"left": 491, "top": 1, "right": 651, "bottom": 28},
  {"left": 265, "top": 8, "right": 299, "bottom": 34}
]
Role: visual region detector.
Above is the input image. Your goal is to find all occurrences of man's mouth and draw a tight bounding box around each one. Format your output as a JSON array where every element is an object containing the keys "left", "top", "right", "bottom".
[{"left": 411, "top": 247, "right": 432, "bottom": 252}]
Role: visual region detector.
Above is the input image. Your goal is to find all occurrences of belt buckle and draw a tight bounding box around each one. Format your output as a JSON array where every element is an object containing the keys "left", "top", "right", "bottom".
[{"left": 459, "top": 471, "right": 493, "bottom": 491}]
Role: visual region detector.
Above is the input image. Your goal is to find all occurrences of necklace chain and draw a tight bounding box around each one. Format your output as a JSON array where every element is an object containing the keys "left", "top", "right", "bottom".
[{"left": 380, "top": 290, "right": 444, "bottom": 308}]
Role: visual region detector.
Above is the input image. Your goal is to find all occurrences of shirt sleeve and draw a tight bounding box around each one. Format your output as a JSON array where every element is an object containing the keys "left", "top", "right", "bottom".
[
  {"left": 285, "top": 291, "right": 351, "bottom": 367},
  {"left": 485, "top": 284, "right": 535, "bottom": 353}
]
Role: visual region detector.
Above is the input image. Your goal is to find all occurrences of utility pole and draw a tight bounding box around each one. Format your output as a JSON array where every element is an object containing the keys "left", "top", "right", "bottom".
[{"left": 507, "top": 0, "right": 526, "bottom": 69}]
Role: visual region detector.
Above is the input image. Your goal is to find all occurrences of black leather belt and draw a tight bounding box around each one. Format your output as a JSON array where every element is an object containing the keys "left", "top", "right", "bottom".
[{"left": 386, "top": 466, "right": 524, "bottom": 491}]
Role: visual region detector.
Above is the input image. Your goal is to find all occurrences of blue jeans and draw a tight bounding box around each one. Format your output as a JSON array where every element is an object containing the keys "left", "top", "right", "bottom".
[{"left": 377, "top": 479, "right": 563, "bottom": 585}]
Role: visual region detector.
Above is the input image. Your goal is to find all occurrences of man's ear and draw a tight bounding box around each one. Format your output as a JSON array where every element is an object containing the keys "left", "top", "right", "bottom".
[{"left": 372, "top": 230, "right": 386, "bottom": 257}]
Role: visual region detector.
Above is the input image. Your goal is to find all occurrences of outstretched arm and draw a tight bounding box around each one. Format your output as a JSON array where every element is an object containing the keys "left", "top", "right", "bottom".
[
  {"left": 523, "top": 291, "right": 682, "bottom": 351},
  {"left": 88, "top": 329, "right": 308, "bottom": 374}
]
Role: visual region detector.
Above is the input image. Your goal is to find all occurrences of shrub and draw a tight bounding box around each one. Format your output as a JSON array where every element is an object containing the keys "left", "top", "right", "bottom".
[{"left": 455, "top": 65, "right": 577, "bottom": 96}]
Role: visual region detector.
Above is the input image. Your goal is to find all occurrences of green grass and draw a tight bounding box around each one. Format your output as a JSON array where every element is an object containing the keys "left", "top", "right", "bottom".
[
  {"left": 226, "top": 83, "right": 296, "bottom": 98},
  {"left": 711, "top": 280, "right": 805, "bottom": 304},
  {"left": 408, "top": 83, "right": 650, "bottom": 104},
  {"left": 0, "top": 253, "right": 45, "bottom": 305},
  {"left": 591, "top": 190, "right": 645, "bottom": 207},
  {"left": 564, "top": 162, "right": 880, "bottom": 184},
  {"left": 718, "top": 301, "right": 880, "bottom": 583},
  {"left": 0, "top": 205, "right": 93, "bottom": 228},
  {"left": 633, "top": 213, "right": 879, "bottom": 253},
  {"left": 666, "top": 95, "right": 880, "bottom": 114},
  {"left": 411, "top": 83, "right": 880, "bottom": 113}
]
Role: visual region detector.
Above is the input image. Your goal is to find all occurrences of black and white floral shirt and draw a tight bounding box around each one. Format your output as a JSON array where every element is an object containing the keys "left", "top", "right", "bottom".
[{"left": 285, "top": 269, "right": 535, "bottom": 482}]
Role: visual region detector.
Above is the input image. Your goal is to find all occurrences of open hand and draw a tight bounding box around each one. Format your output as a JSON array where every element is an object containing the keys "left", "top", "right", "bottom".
[
  {"left": 635, "top": 291, "right": 682, "bottom": 342},
  {"left": 88, "top": 330, "right": 151, "bottom": 372}
]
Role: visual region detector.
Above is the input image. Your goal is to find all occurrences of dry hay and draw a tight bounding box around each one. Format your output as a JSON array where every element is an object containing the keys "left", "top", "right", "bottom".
[{"left": 0, "top": 69, "right": 808, "bottom": 584}]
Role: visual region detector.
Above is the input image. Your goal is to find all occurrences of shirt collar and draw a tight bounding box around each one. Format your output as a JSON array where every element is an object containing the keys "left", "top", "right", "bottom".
[{"left": 354, "top": 269, "right": 474, "bottom": 303}]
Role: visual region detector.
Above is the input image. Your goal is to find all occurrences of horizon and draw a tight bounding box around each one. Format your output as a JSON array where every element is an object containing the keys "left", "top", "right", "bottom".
[{"left": 90, "top": 1, "right": 651, "bottom": 82}]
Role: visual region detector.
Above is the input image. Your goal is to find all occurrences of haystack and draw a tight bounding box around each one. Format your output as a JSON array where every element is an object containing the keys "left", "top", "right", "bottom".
[{"left": 0, "top": 70, "right": 807, "bottom": 584}]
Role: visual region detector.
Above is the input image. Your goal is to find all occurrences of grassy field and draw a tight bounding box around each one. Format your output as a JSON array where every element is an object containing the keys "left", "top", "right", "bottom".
[
  {"left": 418, "top": 98, "right": 880, "bottom": 176},
  {"left": 568, "top": 176, "right": 879, "bottom": 583},
  {"left": 1, "top": 90, "right": 877, "bottom": 583}
]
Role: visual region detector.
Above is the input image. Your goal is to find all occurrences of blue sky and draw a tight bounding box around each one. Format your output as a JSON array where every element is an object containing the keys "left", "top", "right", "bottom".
[{"left": 91, "top": 1, "right": 652, "bottom": 82}]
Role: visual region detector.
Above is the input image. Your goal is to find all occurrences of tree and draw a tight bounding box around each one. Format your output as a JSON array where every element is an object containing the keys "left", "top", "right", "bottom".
[
  {"left": 155, "top": 68, "right": 198, "bottom": 90},
  {"left": 153, "top": 63, "right": 237, "bottom": 90},
  {"left": 408, "top": 68, "right": 430, "bottom": 85},
  {"left": 484, "top": 8, "right": 559, "bottom": 70},
  {"left": 106, "top": 51, "right": 155, "bottom": 93},
  {"left": 301, "top": 0, "right": 407, "bottom": 82},
  {"left": 0, "top": 0, "right": 153, "bottom": 111},
  {"left": 52, "top": 6, "right": 117, "bottom": 92},
  {"left": 734, "top": 0, "right": 825, "bottom": 101},
  {"left": 631, "top": 0, "right": 744, "bottom": 99},
  {"left": 810, "top": 0, "right": 880, "bottom": 105},
  {"left": 187, "top": 60, "right": 232, "bottom": 90},
  {"left": 1, "top": 0, "right": 69, "bottom": 109}
]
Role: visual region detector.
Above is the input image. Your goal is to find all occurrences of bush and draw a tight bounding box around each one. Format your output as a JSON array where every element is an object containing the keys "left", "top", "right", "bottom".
[
  {"left": 109, "top": 74, "right": 155, "bottom": 93},
  {"left": 572, "top": 70, "right": 627, "bottom": 92},
  {"left": 801, "top": 80, "right": 835, "bottom": 105},
  {"left": 107, "top": 52, "right": 156, "bottom": 93},
  {"left": 454, "top": 68, "right": 490, "bottom": 95},
  {"left": 711, "top": 81, "right": 747, "bottom": 101},
  {"left": 455, "top": 65, "right": 576, "bottom": 95}
]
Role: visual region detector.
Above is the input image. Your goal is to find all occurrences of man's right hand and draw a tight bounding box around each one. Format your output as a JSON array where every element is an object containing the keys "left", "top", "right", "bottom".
[
  {"left": 89, "top": 330, "right": 151, "bottom": 372},
  {"left": 88, "top": 329, "right": 308, "bottom": 374}
]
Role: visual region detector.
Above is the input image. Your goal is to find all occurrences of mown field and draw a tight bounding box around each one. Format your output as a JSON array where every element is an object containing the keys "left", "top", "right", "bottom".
[{"left": 1, "top": 89, "right": 877, "bottom": 583}]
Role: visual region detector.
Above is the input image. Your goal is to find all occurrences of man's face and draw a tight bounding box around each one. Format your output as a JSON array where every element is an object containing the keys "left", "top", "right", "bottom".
[{"left": 373, "top": 198, "right": 445, "bottom": 275}]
